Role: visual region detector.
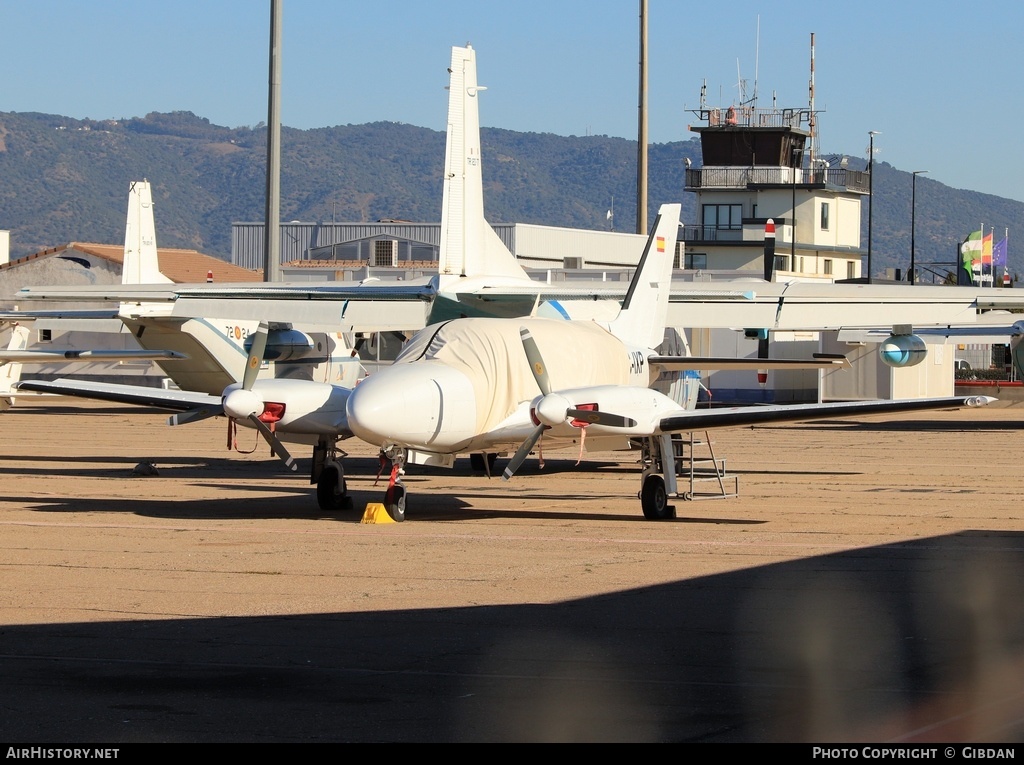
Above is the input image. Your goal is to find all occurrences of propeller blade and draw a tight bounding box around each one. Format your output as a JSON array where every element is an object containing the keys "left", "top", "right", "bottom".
[
  {"left": 167, "top": 404, "right": 223, "bottom": 426},
  {"left": 501, "top": 423, "right": 545, "bottom": 481},
  {"left": 247, "top": 413, "right": 297, "bottom": 471},
  {"left": 242, "top": 322, "right": 270, "bottom": 390},
  {"left": 519, "top": 327, "right": 551, "bottom": 396},
  {"left": 566, "top": 408, "right": 637, "bottom": 428}
]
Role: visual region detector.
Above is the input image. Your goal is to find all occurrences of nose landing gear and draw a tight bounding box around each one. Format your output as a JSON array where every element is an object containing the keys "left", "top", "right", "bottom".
[{"left": 379, "top": 445, "right": 408, "bottom": 522}]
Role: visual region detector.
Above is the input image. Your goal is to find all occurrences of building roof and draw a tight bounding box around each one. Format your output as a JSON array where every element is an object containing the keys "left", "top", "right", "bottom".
[{"left": 1, "top": 242, "right": 263, "bottom": 283}]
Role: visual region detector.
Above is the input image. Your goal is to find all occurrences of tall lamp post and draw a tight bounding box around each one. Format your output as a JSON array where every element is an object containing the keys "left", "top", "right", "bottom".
[
  {"left": 910, "top": 170, "right": 928, "bottom": 284},
  {"left": 866, "top": 130, "right": 880, "bottom": 282}
]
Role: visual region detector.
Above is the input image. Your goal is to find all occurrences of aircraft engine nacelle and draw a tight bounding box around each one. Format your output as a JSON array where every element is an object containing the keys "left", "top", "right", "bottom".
[
  {"left": 879, "top": 334, "right": 927, "bottom": 368},
  {"left": 246, "top": 329, "right": 318, "bottom": 361}
]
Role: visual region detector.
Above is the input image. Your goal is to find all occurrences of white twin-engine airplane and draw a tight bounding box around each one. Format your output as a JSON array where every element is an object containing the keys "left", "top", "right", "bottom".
[{"left": 340, "top": 204, "right": 993, "bottom": 520}]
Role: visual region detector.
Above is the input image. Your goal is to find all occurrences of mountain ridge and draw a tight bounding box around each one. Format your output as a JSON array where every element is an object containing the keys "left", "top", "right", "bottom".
[{"left": 1, "top": 110, "right": 1020, "bottom": 280}]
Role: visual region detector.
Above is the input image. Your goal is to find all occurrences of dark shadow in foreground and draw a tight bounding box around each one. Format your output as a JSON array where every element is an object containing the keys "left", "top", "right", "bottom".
[{"left": 1, "top": 531, "right": 1023, "bottom": 743}]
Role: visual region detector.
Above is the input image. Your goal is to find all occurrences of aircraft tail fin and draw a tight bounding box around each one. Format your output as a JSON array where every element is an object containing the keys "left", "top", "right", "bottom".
[
  {"left": 606, "top": 203, "right": 682, "bottom": 349},
  {"left": 0, "top": 324, "right": 30, "bottom": 410},
  {"left": 122, "top": 180, "right": 172, "bottom": 286},
  {"left": 437, "top": 44, "right": 529, "bottom": 289}
]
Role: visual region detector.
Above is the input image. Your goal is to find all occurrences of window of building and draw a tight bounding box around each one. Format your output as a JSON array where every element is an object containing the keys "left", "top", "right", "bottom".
[
  {"left": 701, "top": 203, "right": 743, "bottom": 232},
  {"left": 38, "top": 329, "right": 52, "bottom": 343},
  {"left": 823, "top": 259, "right": 833, "bottom": 275},
  {"left": 847, "top": 261, "right": 857, "bottom": 279},
  {"left": 820, "top": 202, "right": 830, "bottom": 231},
  {"left": 685, "top": 252, "right": 708, "bottom": 270},
  {"left": 798, "top": 257, "right": 804, "bottom": 273}
]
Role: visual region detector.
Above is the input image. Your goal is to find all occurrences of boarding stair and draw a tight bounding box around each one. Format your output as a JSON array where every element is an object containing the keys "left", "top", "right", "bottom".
[{"left": 670, "top": 431, "right": 738, "bottom": 500}]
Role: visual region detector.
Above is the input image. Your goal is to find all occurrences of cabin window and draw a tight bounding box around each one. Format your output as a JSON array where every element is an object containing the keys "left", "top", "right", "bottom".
[{"left": 820, "top": 202, "right": 830, "bottom": 230}]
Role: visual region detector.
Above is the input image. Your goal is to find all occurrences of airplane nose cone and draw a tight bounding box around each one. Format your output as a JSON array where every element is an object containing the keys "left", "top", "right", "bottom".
[
  {"left": 223, "top": 386, "right": 263, "bottom": 420},
  {"left": 346, "top": 362, "right": 476, "bottom": 449}
]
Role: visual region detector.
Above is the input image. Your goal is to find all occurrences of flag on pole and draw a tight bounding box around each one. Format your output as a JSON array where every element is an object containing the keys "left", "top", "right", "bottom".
[
  {"left": 961, "top": 229, "right": 982, "bottom": 275},
  {"left": 982, "top": 232, "right": 994, "bottom": 266},
  {"left": 993, "top": 237, "right": 1008, "bottom": 269}
]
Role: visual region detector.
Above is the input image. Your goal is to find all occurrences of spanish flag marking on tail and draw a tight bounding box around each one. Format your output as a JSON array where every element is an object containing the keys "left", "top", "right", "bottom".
[{"left": 656, "top": 236, "right": 665, "bottom": 253}]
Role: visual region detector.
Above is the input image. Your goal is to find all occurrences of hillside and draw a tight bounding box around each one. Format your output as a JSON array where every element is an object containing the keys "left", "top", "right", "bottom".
[{"left": 1, "top": 110, "right": 1021, "bottom": 279}]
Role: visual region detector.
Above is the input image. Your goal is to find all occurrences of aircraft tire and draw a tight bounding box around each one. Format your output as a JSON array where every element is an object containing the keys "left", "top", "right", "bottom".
[
  {"left": 385, "top": 485, "right": 406, "bottom": 522},
  {"left": 641, "top": 474, "right": 672, "bottom": 520},
  {"left": 316, "top": 465, "right": 351, "bottom": 511}
]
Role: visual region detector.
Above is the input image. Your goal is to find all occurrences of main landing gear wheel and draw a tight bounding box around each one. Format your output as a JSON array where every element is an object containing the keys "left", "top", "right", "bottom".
[
  {"left": 640, "top": 474, "right": 673, "bottom": 520},
  {"left": 384, "top": 484, "right": 407, "bottom": 522},
  {"left": 316, "top": 465, "right": 352, "bottom": 511}
]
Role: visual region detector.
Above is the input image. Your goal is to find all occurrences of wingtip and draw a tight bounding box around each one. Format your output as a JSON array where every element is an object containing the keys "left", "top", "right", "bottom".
[{"left": 965, "top": 395, "right": 997, "bottom": 407}]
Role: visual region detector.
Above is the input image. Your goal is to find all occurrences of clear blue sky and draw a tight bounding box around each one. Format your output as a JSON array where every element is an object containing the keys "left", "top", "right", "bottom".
[{"left": 3, "top": 0, "right": 1022, "bottom": 202}]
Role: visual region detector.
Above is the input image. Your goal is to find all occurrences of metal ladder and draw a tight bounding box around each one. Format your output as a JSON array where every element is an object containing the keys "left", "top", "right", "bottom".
[{"left": 670, "top": 431, "right": 738, "bottom": 501}]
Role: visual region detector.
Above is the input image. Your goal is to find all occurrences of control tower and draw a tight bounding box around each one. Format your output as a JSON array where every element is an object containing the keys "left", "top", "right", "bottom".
[{"left": 683, "top": 94, "right": 869, "bottom": 282}]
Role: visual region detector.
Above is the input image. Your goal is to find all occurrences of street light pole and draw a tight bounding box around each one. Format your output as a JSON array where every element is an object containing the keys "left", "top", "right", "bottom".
[
  {"left": 866, "top": 131, "right": 880, "bottom": 282},
  {"left": 911, "top": 170, "right": 928, "bottom": 285}
]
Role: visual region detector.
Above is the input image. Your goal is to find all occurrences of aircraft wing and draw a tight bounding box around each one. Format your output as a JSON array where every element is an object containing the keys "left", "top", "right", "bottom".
[
  {"left": 649, "top": 353, "right": 851, "bottom": 371},
  {"left": 0, "top": 350, "right": 188, "bottom": 362},
  {"left": 14, "top": 378, "right": 220, "bottom": 412},
  {"left": 16, "top": 282, "right": 435, "bottom": 332},
  {"left": 657, "top": 395, "right": 993, "bottom": 434},
  {"left": 837, "top": 321, "right": 1024, "bottom": 345},
  {"left": 17, "top": 280, "right": 756, "bottom": 305},
  {"left": 15, "top": 280, "right": 436, "bottom": 303},
  {"left": 0, "top": 309, "right": 121, "bottom": 322},
  {"left": 666, "top": 281, "right": 1024, "bottom": 330},
  {"left": 0, "top": 309, "right": 126, "bottom": 334}
]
